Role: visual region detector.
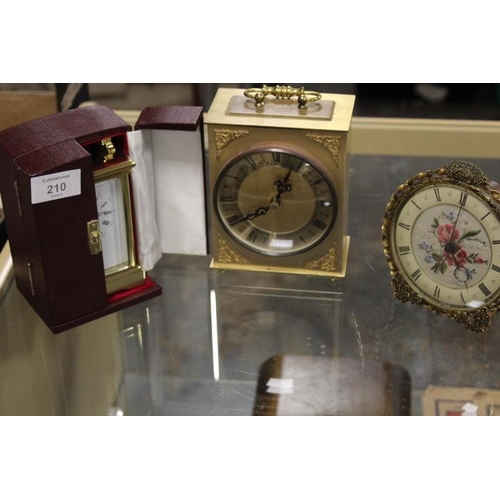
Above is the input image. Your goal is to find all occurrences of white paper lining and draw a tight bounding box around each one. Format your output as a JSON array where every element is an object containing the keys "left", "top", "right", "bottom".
[{"left": 127, "top": 127, "right": 207, "bottom": 271}]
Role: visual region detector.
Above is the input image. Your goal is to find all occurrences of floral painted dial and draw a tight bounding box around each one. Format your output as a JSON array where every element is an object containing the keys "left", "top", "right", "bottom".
[
  {"left": 392, "top": 183, "right": 500, "bottom": 311},
  {"left": 215, "top": 149, "right": 337, "bottom": 256}
]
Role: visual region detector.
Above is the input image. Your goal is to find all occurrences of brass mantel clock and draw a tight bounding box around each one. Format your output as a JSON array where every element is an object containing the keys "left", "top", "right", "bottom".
[
  {"left": 205, "top": 86, "right": 356, "bottom": 277},
  {"left": 382, "top": 161, "right": 500, "bottom": 333}
]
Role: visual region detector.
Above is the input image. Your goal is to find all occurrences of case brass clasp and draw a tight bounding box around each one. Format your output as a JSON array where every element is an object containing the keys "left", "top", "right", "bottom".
[{"left": 87, "top": 220, "right": 102, "bottom": 255}]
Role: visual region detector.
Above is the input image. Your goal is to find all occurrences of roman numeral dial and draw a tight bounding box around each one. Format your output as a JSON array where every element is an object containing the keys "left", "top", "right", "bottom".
[
  {"left": 215, "top": 149, "right": 338, "bottom": 256},
  {"left": 95, "top": 178, "right": 129, "bottom": 272}
]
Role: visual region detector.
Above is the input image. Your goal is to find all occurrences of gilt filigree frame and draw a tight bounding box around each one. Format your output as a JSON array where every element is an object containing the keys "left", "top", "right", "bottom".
[{"left": 382, "top": 161, "right": 500, "bottom": 333}]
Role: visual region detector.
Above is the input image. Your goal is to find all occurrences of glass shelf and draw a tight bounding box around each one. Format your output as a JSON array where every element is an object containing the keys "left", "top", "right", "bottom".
[{"left": 2, "top": 146, "right": 500, "bottom": 415}]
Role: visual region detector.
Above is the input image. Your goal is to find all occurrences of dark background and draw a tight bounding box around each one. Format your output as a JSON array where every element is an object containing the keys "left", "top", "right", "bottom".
[{"left": 49, "top": 83, "right": 500, "bottom": 121}]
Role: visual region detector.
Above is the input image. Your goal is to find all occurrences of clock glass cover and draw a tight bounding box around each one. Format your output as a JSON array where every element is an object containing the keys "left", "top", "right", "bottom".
[
  {"left": 214, "top": 149, "right": 337, "bottom": 256},
  {"left": 95, "top": 177, "right": 129, "bottom": 272}
]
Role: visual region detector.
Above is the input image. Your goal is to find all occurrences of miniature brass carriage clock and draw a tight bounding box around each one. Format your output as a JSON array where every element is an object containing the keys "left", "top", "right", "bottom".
[
  {"left": 205, "top": 86, "right": 356, "bottom": 277},
  {"left": 383, "top": 161, "right": 500, "bottom": 333},
  {"left": 84, "top": 136, "right": 146, "bottom": 294}
]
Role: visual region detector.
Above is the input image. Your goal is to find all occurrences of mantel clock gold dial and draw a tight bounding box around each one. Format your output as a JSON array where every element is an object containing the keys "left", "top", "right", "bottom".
[
  {"left": 382, "top": 161, "right": 500, "bottom": 333},
  {"left": 205, "top": 86, "right": 355, "bottom": 277},
  {"left": 214, "top": 148, "right": 338, "bottom": 257}
]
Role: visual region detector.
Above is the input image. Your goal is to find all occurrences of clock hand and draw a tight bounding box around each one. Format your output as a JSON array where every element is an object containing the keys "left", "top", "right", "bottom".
[
  {"left": 446, "top": 199, "right": 464, "bottom": 247},
  {"left": 276, "top": 169, "right": 293, "bottom": 193},
  {"left": 246, "top": 206, "right": 270, "bottom": 220},
  {"left": 453, "top": 260, "right": 471, "bottom": 289},
  {"left": 229, "top": 206, "right": 270, "bottom": 226},
  {"left": 283, "top": 167, "right": 293, "bottom": 185},
  {"left": 436, "top": 231, "right": 471, "bottom": 287},
  {"left": 433, "top": 199, "right": 465, "bottom": 273},
  {"left": 229, "top": 171, "right": 294, "bottom": 227},
  {"left": 274, "top": 169, "right": 293, "bottom": 203}
]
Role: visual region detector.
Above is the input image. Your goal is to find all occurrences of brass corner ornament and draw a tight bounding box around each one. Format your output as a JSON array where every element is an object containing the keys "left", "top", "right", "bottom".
[
  {"left": 214, "top": 128, "right": 249, "bottom": 160},
  {"left": 305, "top": 246, "right": 337, "bottom": 273},
  {"left": 305, "top": 133, "right": 341, "bottom": 167},
  {"left": 217, "top": 235, "right": 249, "bottom": 264}
]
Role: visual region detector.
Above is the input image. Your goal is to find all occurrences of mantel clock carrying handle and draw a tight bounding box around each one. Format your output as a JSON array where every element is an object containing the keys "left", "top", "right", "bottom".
[{"left": 244, "top": 85, "right": 322, "bottom": 109}]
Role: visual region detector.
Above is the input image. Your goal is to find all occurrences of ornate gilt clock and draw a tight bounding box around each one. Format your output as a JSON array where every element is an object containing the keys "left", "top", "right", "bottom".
[
  {"left": 205, "top": 86, "right": 356, "bottom": 277},
  {"left": 382, "top": 161, "right": 500, "bottom": 333}
]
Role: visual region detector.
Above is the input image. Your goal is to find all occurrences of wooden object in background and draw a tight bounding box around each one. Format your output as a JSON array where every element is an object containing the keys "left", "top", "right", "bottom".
[{"left": 0, "top": 91, "right": 57, "bottom": 131}]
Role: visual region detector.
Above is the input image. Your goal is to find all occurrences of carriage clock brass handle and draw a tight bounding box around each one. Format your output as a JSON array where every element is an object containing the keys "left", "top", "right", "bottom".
[
  {"left": 101, "top": 137, "right": 116, "bottom": 163},
  {"left": 244, "top": 85, "right": 322, "bottom": 109}
]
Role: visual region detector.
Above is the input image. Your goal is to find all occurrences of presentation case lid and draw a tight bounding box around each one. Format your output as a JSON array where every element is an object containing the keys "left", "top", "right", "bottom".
[
  {"left": 0, "top": 105, "right": 131, "bottom": 163},
  {"left": 135, "top": 105, "right": 203, "bottom": 131}
]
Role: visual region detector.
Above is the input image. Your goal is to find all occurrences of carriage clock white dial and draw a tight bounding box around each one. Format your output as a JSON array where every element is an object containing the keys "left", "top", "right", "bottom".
[{"left": 95, "top": 177, "right": 129, "bottom": 271}]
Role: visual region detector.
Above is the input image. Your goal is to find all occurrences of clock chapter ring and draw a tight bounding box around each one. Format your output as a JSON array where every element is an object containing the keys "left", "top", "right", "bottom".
[{"left": 213, "top": 146, "right": 338, "bottom": 257}]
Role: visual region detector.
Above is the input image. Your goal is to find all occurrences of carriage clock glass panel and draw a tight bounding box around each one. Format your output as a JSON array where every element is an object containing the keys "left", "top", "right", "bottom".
[
  {"left": 95, "top": 176, "right": 129, "bottom": 271},
  {"left": 86, "top": 136, "right": 145, "bottom": 294}
]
